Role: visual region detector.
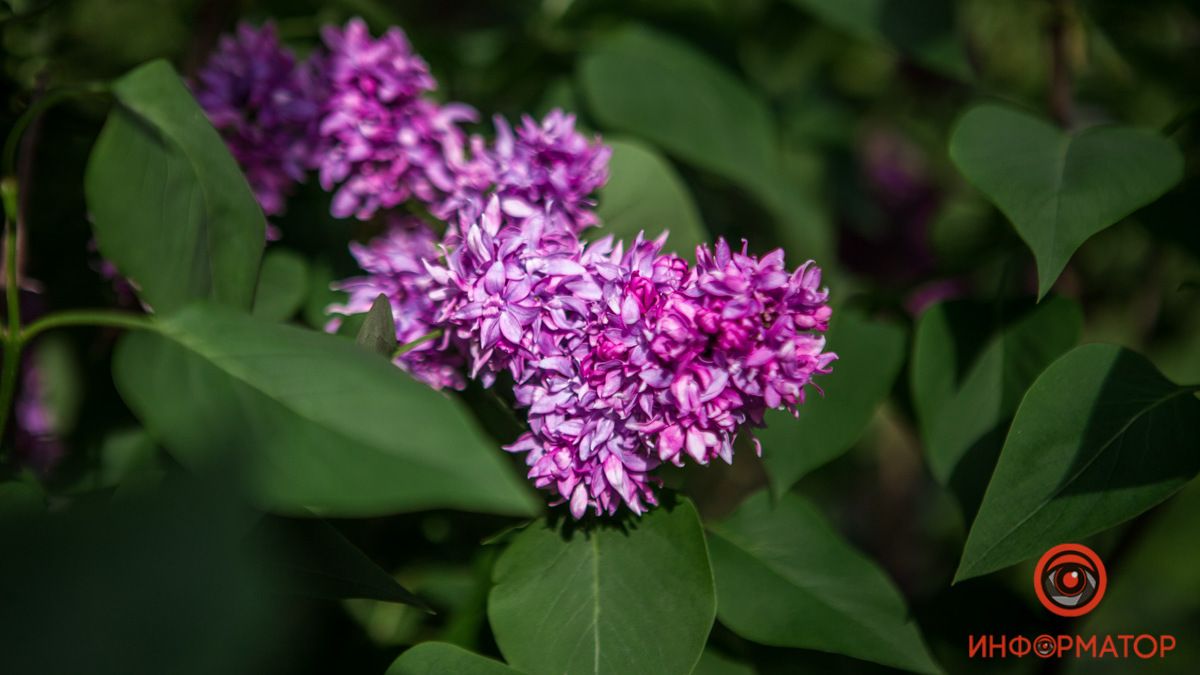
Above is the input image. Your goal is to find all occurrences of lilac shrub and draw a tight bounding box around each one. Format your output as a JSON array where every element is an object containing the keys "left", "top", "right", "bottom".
[{"left": 197, "top": 18, "right": 836, "bottom": 518}]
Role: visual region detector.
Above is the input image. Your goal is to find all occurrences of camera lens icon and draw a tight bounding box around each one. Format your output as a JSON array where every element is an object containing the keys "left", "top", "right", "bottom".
[
  {"left": 1033, "top": 544, "right": 1106, "bottom": 617},
  {"left": 1033, "top": 635, "right": 1056, "bottom": 657}
]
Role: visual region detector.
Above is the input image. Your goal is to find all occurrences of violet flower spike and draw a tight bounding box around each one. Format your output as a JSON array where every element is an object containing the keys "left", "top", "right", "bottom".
[
  {"left": 314, "top": 18, "right": 476, "bottom": 220},
  {"left": 426, "top": 197, "right": 837, "bottom": 519},
  {"left": 193, "top": 22, "right": 323, "bottom": 217}
]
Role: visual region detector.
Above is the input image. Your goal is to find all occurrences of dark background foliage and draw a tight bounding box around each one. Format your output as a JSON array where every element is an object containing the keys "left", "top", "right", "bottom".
[{"left": 1, "top": 0, "right": 1198, "bottom": 673}]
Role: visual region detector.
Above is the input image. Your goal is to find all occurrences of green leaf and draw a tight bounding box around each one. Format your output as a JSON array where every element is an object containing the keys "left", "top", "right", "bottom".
[
  {"left": 488, "top": 498, "right": 715, "bottom": 675},
  {"left": 595, "top": 138, "right": 707, "bottom": 256},
  {"left": 112, "top": 303, "right": 538, "bottom": 518},
  {"left": 578, "top": 26, "right": 828, "bottom": 260},
  {"left": 956, "top": 344, "right": 1200, "bottom": 581},
  {"left": 252, "top": 248, "right": 309, "bottom": 322},
  {"left": 580, "top": 26, "right": 775, "bottom": 189},
  {"left": 949, "top": 104, "right": 1183, "bottom": 297},
  {"left": 759, "top": 310, "right": 906, "bottom": 495},
  {"left": 86, "top": 60, "right": 265, "bottom": 313},
  {"left": 912, "top": 298, "right": 1082, "bottom": 518},
  {"left": 355, "top": 293, "right": 398, "bottom": 357},
  {"left": 0, "top": 481, "right": 282, "bottom": 675},
  {"left": 255, "top": 516, "right": 429, "bottom": 609},
  {"left": 786, "top": 0, "right": 970, "bottom": 78},
  {"left": 707, "top": 493, "right": 940, "bottom": 675},
  {"left": 386, "top": 642, "right": 521, "bottom": 675}
]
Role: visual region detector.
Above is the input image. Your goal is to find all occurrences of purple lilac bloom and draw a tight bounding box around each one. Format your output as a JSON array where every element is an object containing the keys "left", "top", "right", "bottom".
[
  {"left": 427, "top": 197, "right": 835, "bottom": 518},
  {"left": 193, "top": 22, "right": 323, "bottom": 217},
  {"left": 14, "top": 358, "right": 65, "bottom": 475},
  {"left": 315, "top": 18, "right": 477, "bottom": 220},
  {"left": 493, "top": 110, "right": 609, "bottom": 232},
  {"left": 432, "top": 111, "right": 610, "bottom": 235},
  {"left": 327, "top": 216, "right": 465, "bottom": 390}
]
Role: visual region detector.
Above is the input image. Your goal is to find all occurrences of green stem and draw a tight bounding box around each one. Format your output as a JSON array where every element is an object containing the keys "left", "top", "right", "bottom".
[
  {"left": 2, "top": 82, "right": 110, "bottom": 177},
  {"left": 0, "top": 307, "right": 153, "bottom": 447},
  {"left": 20, "top": 310, "right": 156, "bottom": 345},
  {"left": 0, "top": 221, "right": 20, "bottom": 445},
  {"left": 394, "top": 329, "right": 443, "bottom": 358}
]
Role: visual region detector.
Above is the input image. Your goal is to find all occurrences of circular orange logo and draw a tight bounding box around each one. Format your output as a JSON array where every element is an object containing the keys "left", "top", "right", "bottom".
[{"left": 1033, "top": 543, "right": 1106, "bottom": 617}]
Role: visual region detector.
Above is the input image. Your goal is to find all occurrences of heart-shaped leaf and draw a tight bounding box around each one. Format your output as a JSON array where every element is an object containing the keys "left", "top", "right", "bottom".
[
  {"left": 949, "top": 104, "right": 1183, "bottom": 297},
  {"left": 112, "top": 304, "right": 538, "bottom": 518},
  {"left": 956, "top": 344, "right": 1200, "bottom": 581},
  {"left": 707, "top": 493, "right": 940, "bottom": 674},
  {"left": 595, "top": 138, "right": 707, "bottom": 256},
  {"left": 758, "top": 310, "right": 906, "bottom": 495},
  {"left": 911, "top": 297, "right": 1082, "bottom": 519},
  {"left": 86, "top": 60, "right": 265, "bottom": 313},
  {"left": 488, "top": 498, "right": 715, "bottom": 675}
]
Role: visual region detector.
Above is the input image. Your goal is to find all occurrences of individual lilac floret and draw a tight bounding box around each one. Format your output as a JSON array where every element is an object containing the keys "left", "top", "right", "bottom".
[
  {"left": 327, "top": 216, "right": 465, "bottom": 390},
  {"left": 193, "top": 22, "right": 322, "bottom": 216},
  {"left": 428, "top": 197, "right": 836, "bottom": 519},
  {"left": 315, "top": 18, "right": 476, "bottom": 220}
]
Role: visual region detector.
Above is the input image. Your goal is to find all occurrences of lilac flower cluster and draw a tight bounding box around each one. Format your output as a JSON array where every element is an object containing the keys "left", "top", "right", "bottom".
[
  {"left": 196, "top": 19, "right": 835, "bottom": 518},
  {"left": 192, "top": 23, "right": 323, "bottom": 216},
  {"left": 195, "top": 19, "right": 609, "bottom": 229},
  {"left": 436, "top": 111, "right": 611, "bottom": 233},
  {"left": 427, "top": 197, "right": 835, "bottom": 517}
]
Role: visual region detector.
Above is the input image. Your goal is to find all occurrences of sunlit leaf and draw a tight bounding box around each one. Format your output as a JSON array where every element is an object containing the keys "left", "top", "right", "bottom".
[
  {"left": 488, "top": 498, "right": 714, "bottom": 675},
  {"left": 112, "top": 304, "right": 539, "bottom": 518},
  {"left": 956, "top": 344, "right": 1200, "bottom": 581}
]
